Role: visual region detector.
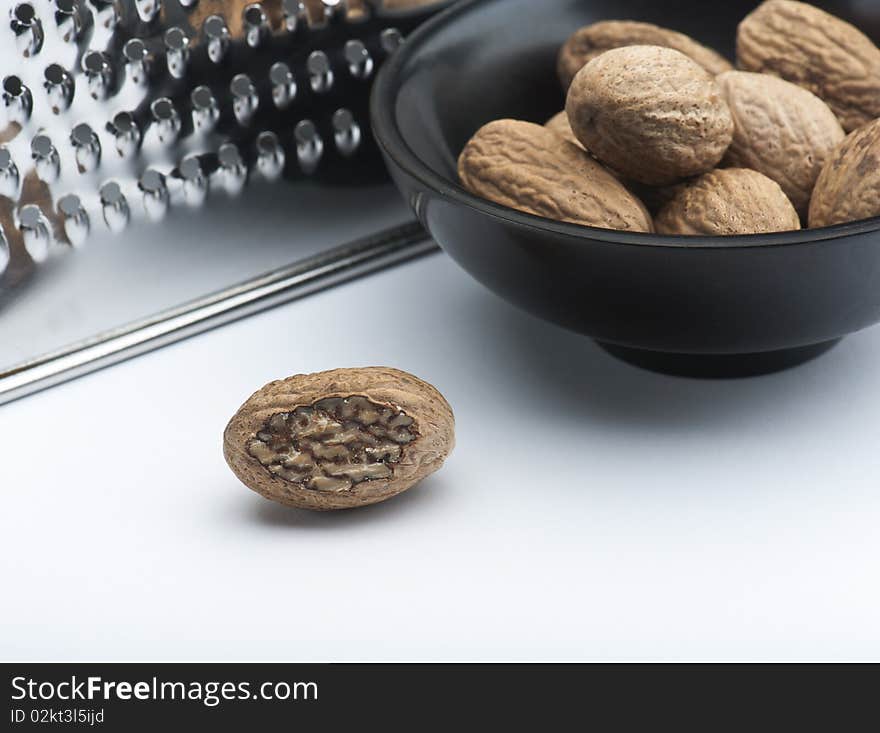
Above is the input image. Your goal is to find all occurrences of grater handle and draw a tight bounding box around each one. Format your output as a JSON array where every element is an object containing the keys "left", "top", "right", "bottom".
[{"left": 0, "top": 220, "right": 438, "bottom": 405}]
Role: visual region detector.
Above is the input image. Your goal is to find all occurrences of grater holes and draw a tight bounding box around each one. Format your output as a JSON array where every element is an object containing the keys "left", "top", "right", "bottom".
[
  {"left": 269, "top": 62, "right": 297, "bottom": 109},
  {"left": 81, "top": 50, "right": 112, "bottom": 99},
  {"left": 230, "top": 74, "right": 259, "bottom": 126},
  {"left": 109, "top": 111, "right": 142, "bottom": 157},
  {"left": 178, "top": 154, "right": 207, "bottom": 207},
  {"left": 70, "top": 123, "right": 101, "bottom": 173},
  {"left": 18, "top": 204, "right": 52, "bottom": 263},
  {"left": 164, "top": 27, "right": 190, "bottom": 79},
  {"left": 14, "top": 2, "right": 36, "bottom": 23},
  {"left": 0, "top": 0, "right": 449, "bottom": 255},
  {"left": 11, "top": 3, "right": 43, "bottom": 57},
  {"left": 2, "top": 75, "right": 33, "bottom": 123},
  {"left": 332, "top": 108, "right": 360, "bottom": 157},
  {"left": 217, "top": 142, "right": 247, "bottom": 195},
  {"left": 380, "top": 27, "right": 404, "bottom": 56},
  {"left": 203, "top": 14, "right": 230, "bottom": 63},
  {"left": 344, "top": 39, "right": 373, "bottom": 79},
  {"left": 282, "top": 0, "right": 309, "bottom": 33},
  {"left": 99, "top": 180, "right": 129, "bottom": 233},
  {"left": 307, "top": 51, "right": 334, "bottom": 93},
  {"left": 150, "top": 97, "right": 181, "bottom": 143},
  {"left": 190, "top": 85, "right": 219, "bottom": 133},
  {"left": 30, "top": 134, "right": 60, "bottom": 183},
  {"left": 53, "top": 0, "right": 84, "bottom": 43},
  {"left": 139, "top": 169, "right": 169, "bottom": 221},
  {"left": 43, "top": 63, "right": 68, "bottom": 85},
  {"left": 243, "top": 3, "right": 269, "bottom": 48},
  {"left": 256, "top": 131, "right": 285, "bottom": 181},
  {"left": 294, "top": 119, "right": 323, "bottom": 173},
  {"left": 44, "top": 64, "right": 74, "bottom": 114},
  {"left": 58, "top": 193, "right": 89, "bottom": 247},
  {"left": 0, "top": 146, "right": 20, "bottom": 198},
  {"left": 123, "top": 38, "right": 150, "bottom": 85}
]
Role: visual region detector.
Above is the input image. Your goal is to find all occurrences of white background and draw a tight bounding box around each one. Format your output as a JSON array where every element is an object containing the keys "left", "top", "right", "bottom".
[{"left": 2, "top": 248, "right": 880, "bottom": 661}]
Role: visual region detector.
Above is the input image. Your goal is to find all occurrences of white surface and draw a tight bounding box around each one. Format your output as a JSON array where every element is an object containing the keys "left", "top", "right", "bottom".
[{"left": 2, "top": 251, "right": 880, "bottom": 661}]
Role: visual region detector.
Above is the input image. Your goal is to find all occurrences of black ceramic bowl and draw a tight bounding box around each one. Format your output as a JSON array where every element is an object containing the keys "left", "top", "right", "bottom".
[{"left": 371, "top": 0, "right": 880, "bottom": 376}]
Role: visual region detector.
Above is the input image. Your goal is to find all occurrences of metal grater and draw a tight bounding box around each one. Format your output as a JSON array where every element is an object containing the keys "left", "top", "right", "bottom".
[{"left": 0, "top": 0, "right": 448, "bottom": 402}]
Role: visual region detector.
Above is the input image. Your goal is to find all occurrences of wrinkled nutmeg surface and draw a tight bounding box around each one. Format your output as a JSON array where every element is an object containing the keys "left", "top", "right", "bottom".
[
  {"left": 566, "top": 46, "right": 734, "bottom": 186},
  {"left": 737, "top": 0, "right": 880, "bottom": 133},
  {"left": 224, "top": 367, "right": 454, "bottom": 510},
  {"left": 717, "top": 71, "right": 845, "bottom": 219},
  {"left": 457, "top": 119, "right": 653, "bottom": 232},
  {"left": 809, "top": 119, "right": 880, "bottom": 229},
  {"left": 557, "top": 20, "right": 733, "bottom": 90},
  {"left": 655, "top": 168, "right": 801, "bottom": 236}
]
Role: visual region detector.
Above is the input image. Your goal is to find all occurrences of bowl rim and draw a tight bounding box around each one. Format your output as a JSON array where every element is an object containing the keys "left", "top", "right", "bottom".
[{"left": 371, "top": 0, "right": 880, "bottom": 251}]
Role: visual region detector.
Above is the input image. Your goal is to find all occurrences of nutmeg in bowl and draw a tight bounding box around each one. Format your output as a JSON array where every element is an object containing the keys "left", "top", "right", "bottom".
[{"left": 371, "top": 0, "right": 880, "bottom": 376}]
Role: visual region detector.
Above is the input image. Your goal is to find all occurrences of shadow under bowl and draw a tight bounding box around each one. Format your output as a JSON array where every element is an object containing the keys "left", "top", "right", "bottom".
[{"left": 371, "top": 0, "right": 880, "bottom": 377}]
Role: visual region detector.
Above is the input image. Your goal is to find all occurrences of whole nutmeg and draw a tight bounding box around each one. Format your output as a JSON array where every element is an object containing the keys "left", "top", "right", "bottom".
[
  {"left": 224, "top": 367, "right": 454, "bottom": 511},
  {"left": 809, "top": 119, "right": 880, "bottom": 229},
  {"left": 557, "top": 20, "right": 733, "bottom": 90},
  {"left": 717, "top": 71, "right": 845, "bottom": 218},
  {"left": 544, "top": 112, "right": 685, "bottom": 210},
  {"left": 566, "top": 46, "right": 734, "bottom": 186},
  {"left": 655, "top": 168, "right": 801, "bottom": 236},
  {"left": 458, "top": 119, "right": 653, "bottom": 232},
  {"left": 737, "top": 0, "right": 880, "bottom": 132}
]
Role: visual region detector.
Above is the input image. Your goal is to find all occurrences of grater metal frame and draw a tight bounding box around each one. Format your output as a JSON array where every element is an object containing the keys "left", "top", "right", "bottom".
[{"left": 0, "top": 219, "right": 437, "bottom": 405}]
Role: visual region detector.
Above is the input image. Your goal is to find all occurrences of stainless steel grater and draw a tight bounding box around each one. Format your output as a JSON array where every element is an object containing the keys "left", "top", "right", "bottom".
[{"left": 0, "top": 0, "right": 448, "bottom": 402}]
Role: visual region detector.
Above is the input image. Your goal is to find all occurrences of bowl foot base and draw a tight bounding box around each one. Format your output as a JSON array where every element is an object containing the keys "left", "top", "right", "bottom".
[{"left": 597, "top": 339, "right": 841, "bottom": 378}]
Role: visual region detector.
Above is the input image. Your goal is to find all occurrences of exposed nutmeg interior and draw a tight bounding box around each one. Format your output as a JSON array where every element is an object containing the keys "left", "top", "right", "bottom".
[
  {"left": 246, "top": 396, "right": 418, "bottom": 493},
  {"left": 224, "top": 366, "right": 454, "bottom": 510}
]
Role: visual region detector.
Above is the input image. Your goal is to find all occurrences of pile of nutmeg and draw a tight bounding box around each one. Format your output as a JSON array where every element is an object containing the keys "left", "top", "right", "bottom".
[{"left": 457, "top": 0, "right": 880, "bottom": 236}]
